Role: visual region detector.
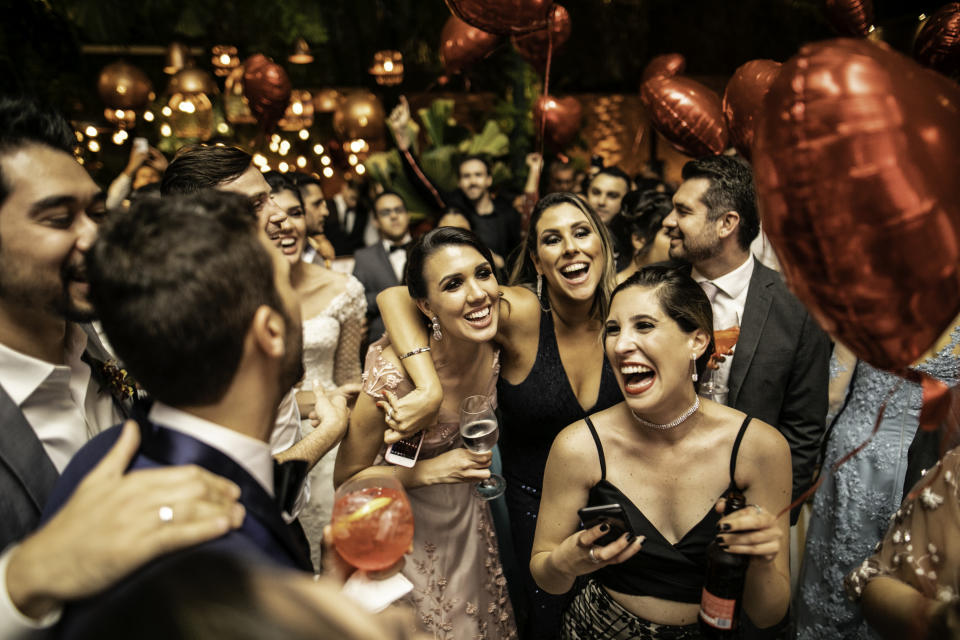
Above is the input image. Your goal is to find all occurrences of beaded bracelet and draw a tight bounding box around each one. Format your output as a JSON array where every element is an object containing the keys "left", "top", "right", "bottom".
[{"left": 398, "top": 346, "right": 431, "bottom": 360}]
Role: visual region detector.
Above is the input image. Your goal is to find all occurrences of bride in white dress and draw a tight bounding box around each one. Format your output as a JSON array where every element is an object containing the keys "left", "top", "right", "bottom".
[{"left": 267, "top": 173, "right": 366, "bottom": 570}]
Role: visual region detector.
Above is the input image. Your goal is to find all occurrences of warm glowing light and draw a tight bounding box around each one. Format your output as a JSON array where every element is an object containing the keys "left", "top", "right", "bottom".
[
  {"left": 87, "top": 140, "right": 100, "bottom": 152},
  {"left": 260, "top": 164, "right": 271, "bottom": 172},
  {"left": 322, "top": 167, "right": 334, "bottom": 178},
  {"left": 271, "top": 133, "right": 281, "bottom": 143},
  {"left": 178, "top": 101, "right": 196, "bottom": 114},
  {"left": 217, "top": 122, "right": 229, "bottom": 134},
  {"left": 356, "top": 164, "right": 366, "bottom": 175},
  {"left": 313, "top": 144, "right": 324, "bottom": 155},
  {"left": 220, "top": 54, "right": 231, "bottom": 65},
  {"left": 298, "top": 129, "right": 310, "bottom": 140},
  {"left": 292, "top": 101, "right": 304, "bottom": 116},
  {"left": 253, "top": 153, "right": 268, "bottom": 166},
  {"left": 269, "top": 140, "right": 280, "bottom": 153},
  {"left": 160, "top": 123, "right": 172, "bottom": 137},
  {"left": 348, "top": 153, "right": 358, "bottom": 165},
  {"left": 278, "top": 162, "right": 289, "bottom": 172},
  {"left": 279, "top": 141, "right": 291, "bottom": 155},
  {"left": 75, "top": 131, "right": 83, "bottom": 142},
  {"left": 383, "top": 60, "right": 394, "bottom": 73},
  {"left": 320, "top": 156, "right": 331, "bottom": 166},
  {"left": 115, "top": 109, "right": 126, "bottom": 119},
  {"left": 143, "top": 111, "right": 155, "bottom": 122},
  {"left": 85, "top": 126, "right": 98, "bottom": 137},
  {"left": 112, "top": 130, "right": 128, "bottom": 145},
  {"left": 296, "top": 156, "right": 307, "bottom": 168},
  {"left": 161, "top": 106, "right": 173, "bottom": 117}
]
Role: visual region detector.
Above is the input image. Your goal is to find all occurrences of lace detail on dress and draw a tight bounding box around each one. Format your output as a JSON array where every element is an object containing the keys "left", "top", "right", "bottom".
[
  {"left": 411, "top": 541, "right": 460, "bottom": 640},
  {"left": 471, "top": 506, "right": 518, "bottom": 639},
  {"left": 301, "top": 275, "right": 366, "bottom": 391}
]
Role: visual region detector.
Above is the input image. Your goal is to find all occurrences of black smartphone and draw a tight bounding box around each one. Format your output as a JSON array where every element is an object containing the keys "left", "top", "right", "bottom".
[{"left": 577, "top": 503, "right": 635, "bottom": 546}]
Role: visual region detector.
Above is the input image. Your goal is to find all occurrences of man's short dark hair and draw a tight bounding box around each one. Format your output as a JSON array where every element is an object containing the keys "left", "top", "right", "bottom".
[
  {"left": 589, "top": 166, "right": 631, "bottom": 192},
  {"left": 263, "top": 171, "right": 303, "bottom": 208},
  {"left": 291, "top": 172, "right": 322, "bottom": 191},
  {"left": 0, "top": 96, "right": 76, "bottom": 207},
  {"left": 456, "top": 153, "right": 491, "bottom": 176},
  {"left": 681, "top": 155, "right": 759, "bottom": 250},
  {"left": 87, "top": 190, "right": 285, "bottom": 407},
  {"left": 160, "top": 145, "right": 252, "bottom": 196},
  {"left": 373, "top": 189, "right": 405, "bottom": 213}
]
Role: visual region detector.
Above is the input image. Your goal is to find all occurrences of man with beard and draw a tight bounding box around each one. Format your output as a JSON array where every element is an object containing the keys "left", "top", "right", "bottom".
[
  {"left": 662, "top": 155, "right": 830, "bottom": 524},
  {"left": 449, "top": 155, "right": 522, "bottom": 269},
  {"left": 0, "top": 97, "right": 245, "bottom": 636},
  {"left": 42, "top": 190, "right": 315, "bottom": 634}
]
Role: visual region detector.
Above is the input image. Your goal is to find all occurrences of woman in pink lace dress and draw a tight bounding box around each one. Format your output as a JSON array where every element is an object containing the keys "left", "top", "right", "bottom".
[{"left": 335, "top": 227, "right": 517, "bottom": 639}]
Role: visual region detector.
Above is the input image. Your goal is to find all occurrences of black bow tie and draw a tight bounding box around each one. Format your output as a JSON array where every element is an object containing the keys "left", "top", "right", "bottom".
[{"left": 389, "top": 242, "right": 410, "bottom": 253}]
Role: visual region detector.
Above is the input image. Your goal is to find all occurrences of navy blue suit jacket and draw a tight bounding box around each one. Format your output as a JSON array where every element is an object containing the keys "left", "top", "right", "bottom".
[{"left": 41, "top": 416, "right": 313, "bottom": 636}]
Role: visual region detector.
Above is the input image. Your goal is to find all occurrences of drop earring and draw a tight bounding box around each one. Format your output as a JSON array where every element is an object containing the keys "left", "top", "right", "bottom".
[
  {"left": 691, "top": 353, "right": 698, "bottom": 382},
  {"left": 431, "top": 315, "right": 443, "bottom": 341},
  {"left": 535, "top": 274, "right": 550, "bottom": 312}
]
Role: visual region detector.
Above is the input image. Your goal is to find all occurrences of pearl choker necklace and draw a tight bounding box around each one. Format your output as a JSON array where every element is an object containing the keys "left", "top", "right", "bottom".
[{"left": 631, "top": 396, "right": 700, "bottom": 430}]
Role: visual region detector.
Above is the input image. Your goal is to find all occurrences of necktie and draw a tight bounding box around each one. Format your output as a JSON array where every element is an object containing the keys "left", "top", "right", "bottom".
[{"left": 700, "top": 280, "right": 720, "bottom": 307}]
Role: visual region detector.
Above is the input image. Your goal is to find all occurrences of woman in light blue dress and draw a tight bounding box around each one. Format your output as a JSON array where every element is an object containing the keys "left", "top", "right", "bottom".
[{"left": 794, "top": 327, "right": 960, "bottom": 639}]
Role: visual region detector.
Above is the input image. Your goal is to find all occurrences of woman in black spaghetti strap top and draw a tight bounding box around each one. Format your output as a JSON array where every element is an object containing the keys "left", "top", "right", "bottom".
[{"left": 530, "top": 265, "right": 793, "bottom": 639}]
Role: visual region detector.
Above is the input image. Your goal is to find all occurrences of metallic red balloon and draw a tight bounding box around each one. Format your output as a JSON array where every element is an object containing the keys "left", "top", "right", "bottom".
[
  {"left": 722, "top": 59, "right": 781, "bottom": 159},
  {"left": 640, "top": 75, "right": 729, "bottom": 157},
  {"left": 440, "top": 15, "right": 500, "bottom": 75},
  {"left": 753, "top": 38, "right": 960, "bottom": 371},
  {"left": 824, "top": 0, "right": 874, "bottom": 37},
  {"left": 511, "top": 5, "right": 571, "bottom": 74},
  {"left": 914, "top": 3, "right": 960, "bottom": 78},
  {"left": 243, "top": 54, "right": 291, "bottom": 132},
  {"left": 641, "top": 53, "right": 686, "bottom": 84},
  {"left": 534, "top": 95, "right": 582, "bottom": 150},
  {"left": 445, "top": 0, "right": 553, "bottom": 36}
]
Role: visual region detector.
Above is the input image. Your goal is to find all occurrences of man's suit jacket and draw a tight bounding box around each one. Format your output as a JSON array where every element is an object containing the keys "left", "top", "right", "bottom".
[
  {"left": 727, "top": 261, "right": 831, "bottom": 522},
  {"left": 352, "top": 242, "right": 402, "bottom": 346},
  {"left": 42, "top": 416, "right": 313, "bottom": 637},
  {"left": 325, "top": 198, "right": 369, "bottom": 256},
  {"left": 0, "top": 383, "right": 60, "bottom": 550}
]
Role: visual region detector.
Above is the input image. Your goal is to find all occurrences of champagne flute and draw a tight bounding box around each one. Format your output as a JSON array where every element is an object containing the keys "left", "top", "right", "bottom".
[{"left": 459, "top": 395, "right": 506, "bottom": 500}]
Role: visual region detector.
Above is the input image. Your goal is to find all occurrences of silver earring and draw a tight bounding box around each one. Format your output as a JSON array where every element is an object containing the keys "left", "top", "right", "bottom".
[
  {"left": 536, "top": 274, "right": 550, "bottom": 312},
  {"left": 431, "top": 315, "right": 442, "bottom": 341},
  {"left": 691, "top": 353, "right": 698, "bottom": 382}
]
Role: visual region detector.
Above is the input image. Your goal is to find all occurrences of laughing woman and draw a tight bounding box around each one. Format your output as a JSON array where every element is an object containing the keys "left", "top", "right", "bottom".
[
  {"left": 334, "top": 228, "right": 517, "bottom": 639},
  {"left": 377, "top": 193, "right": 623, "bottom": 639},
  {"left": 531, "top": 265, "right": 791, "bottom": 639}
]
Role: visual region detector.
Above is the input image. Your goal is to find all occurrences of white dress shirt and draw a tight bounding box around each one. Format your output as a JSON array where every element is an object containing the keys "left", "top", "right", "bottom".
[
  {"left": 692, "top": 254, "right": 754, "bottom": 393},
  {"left": 148, "top": 403, "right": 275, "bottom": 497},
  {"left": 382, "top": 234, "right": 412, "bottom": 283}
]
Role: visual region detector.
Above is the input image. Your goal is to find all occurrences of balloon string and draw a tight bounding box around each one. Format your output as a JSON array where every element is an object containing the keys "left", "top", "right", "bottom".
[
  {"left": 535, "top": 9, "right": 554, "bottom": 187},
  {"left": 776, "top": 378, "right": 901, "bottom": 520}
]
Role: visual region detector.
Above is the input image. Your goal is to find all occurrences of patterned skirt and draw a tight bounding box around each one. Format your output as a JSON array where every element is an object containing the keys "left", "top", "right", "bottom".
[{"left": 562, "top": 580, "right": 703, "bottom": 640}]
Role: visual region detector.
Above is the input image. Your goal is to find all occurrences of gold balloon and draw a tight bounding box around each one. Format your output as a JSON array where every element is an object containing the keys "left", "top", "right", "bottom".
[
  {"left": 333, "top": 91, "right": 386, "bottom": 141},
  {"left": 97, "top": 61, "right": 153, "bottom": 111},
  {"left": 167, "top": 68, "right": 218, "bottom": 96},
  {"left": 313, "top": 89, "right": 342, "bottom": 113},
  {"left": 167, "top": 92, "right": 214, "bottom": 140}
]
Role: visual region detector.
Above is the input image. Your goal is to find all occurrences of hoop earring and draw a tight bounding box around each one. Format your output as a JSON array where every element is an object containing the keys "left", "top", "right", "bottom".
[
  {"left": 431, "top": 316, "right": 443, "bottom": 341},
  {"left": 691, "top": 353, "right": 698, "bottom": 382},
  {"left": 536, "top": 274, "right": 550, "bottom": 312}
]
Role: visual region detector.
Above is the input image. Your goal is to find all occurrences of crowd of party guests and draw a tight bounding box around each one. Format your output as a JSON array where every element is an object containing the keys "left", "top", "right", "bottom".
[{"left": 1, "top": 92, "right": 957, "bottom": 640}]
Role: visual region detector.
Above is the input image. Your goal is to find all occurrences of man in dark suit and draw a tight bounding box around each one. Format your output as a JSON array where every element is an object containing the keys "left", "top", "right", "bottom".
[
  {"left": 0, "top": 97, "right": 246, "bottom": 635},
  {"left": 42, "top": 191, "right": 319, "bottom": 633},
  {"left": 325, "top": 179, "right": 370, "bottom": 256},
  {"left": 663, "top": 155, "right": 830, "bottom": 523},
  {"left": 352, "top": 191, "right": 412, "bottom": 347}
]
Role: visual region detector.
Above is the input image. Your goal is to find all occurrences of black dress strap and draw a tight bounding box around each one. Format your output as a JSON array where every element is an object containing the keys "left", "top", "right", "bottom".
[
  {"left": 583, "top": 415, "right": 606, "bottom": 480},
  {"left": 728, "top": 415, "right": 752, "bottom": 490}
]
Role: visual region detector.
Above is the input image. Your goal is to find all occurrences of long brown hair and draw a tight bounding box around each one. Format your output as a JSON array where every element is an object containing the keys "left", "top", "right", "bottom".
[{"left": 508, "top": 192, "right": 617, "bottom": 320}]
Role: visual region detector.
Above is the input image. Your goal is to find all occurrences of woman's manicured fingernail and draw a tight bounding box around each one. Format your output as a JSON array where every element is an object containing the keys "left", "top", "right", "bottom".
[
  {"left": 720, "top": 523, "right": 731, "bottom": 531},
  {"left": 627, "top": 533, "right": 636, "bottom": 543},
  {"left": 715, "top": 535, "right": 724, "bottom": 544},
  {"left": 599, "top": 523, "right": 609, "bottom": 532}
]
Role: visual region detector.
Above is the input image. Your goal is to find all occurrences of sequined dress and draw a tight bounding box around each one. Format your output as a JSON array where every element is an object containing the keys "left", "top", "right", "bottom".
[
  {"left": 362, "top": 337, "right": 518, "bottom": 640},
  {"left": 297, "top": 276, "right": 366, "bottom": 571},
  {"left": 794, "top": 327, "right": 960, "bottom": 639}
]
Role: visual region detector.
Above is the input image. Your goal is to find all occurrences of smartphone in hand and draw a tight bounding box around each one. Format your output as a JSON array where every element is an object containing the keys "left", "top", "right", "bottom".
[
  {"left": 133, "top": 137, "right": 148, "bottom": 153},
  {"left": 578, "top": 503, "right": 635, "bottom": 546},
  {"left": 384, "top": 430, "right": 424, "bottom": 468}
]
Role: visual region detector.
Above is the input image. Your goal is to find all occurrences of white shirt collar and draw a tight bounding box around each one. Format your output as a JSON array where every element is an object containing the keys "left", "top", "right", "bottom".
[
  {"left": 381, "top": 233, "right": 412, "bottom": 252},
  {"left": 148, "top": 402, "right": 275, "bottom": 496},
  {"left": 0, "top": 323, "right": 87, "bottom": 406},
  {"left": 692, "top": 254, "right": 754, "bottom": 299}
]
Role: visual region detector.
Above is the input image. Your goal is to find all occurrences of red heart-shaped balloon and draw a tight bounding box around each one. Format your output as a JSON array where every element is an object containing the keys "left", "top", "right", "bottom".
[
  {"left": 511, "top": 5, "right": 571, "bottom": 74},
  {"left": 440, "top": 15, "right": 500, "bottom": 76},
  {"left": 914, "top": 2, "right": 960, "bottom": 79},
  {"left": 641, "top": 53, "right": 686, "bottom": 84},
  {"left": 641, "top": 75, "right": 728, "bottom": 158},
  {"left": 722, "top": 59, "right": 781, "bottom": 159},
  {"left": 243, "top": 54, "right": 291, "bottom": 133},
  {"left": 445, "top": 0, "right": 553, "bottom": 36},
  {"left": 824, "top": 0, "right": 874, "bottom": 37},
  {"left": 534, "top": 95, "right": 582, "bottom": 150},
  {"left": 753, "top": 38, "right": 960, "bottom": 370}
]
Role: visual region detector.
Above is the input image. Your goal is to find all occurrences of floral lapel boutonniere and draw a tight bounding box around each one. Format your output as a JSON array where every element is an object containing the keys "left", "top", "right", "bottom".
[{"left": 93, "top": 358, "right": 143, "bottom": 404}]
